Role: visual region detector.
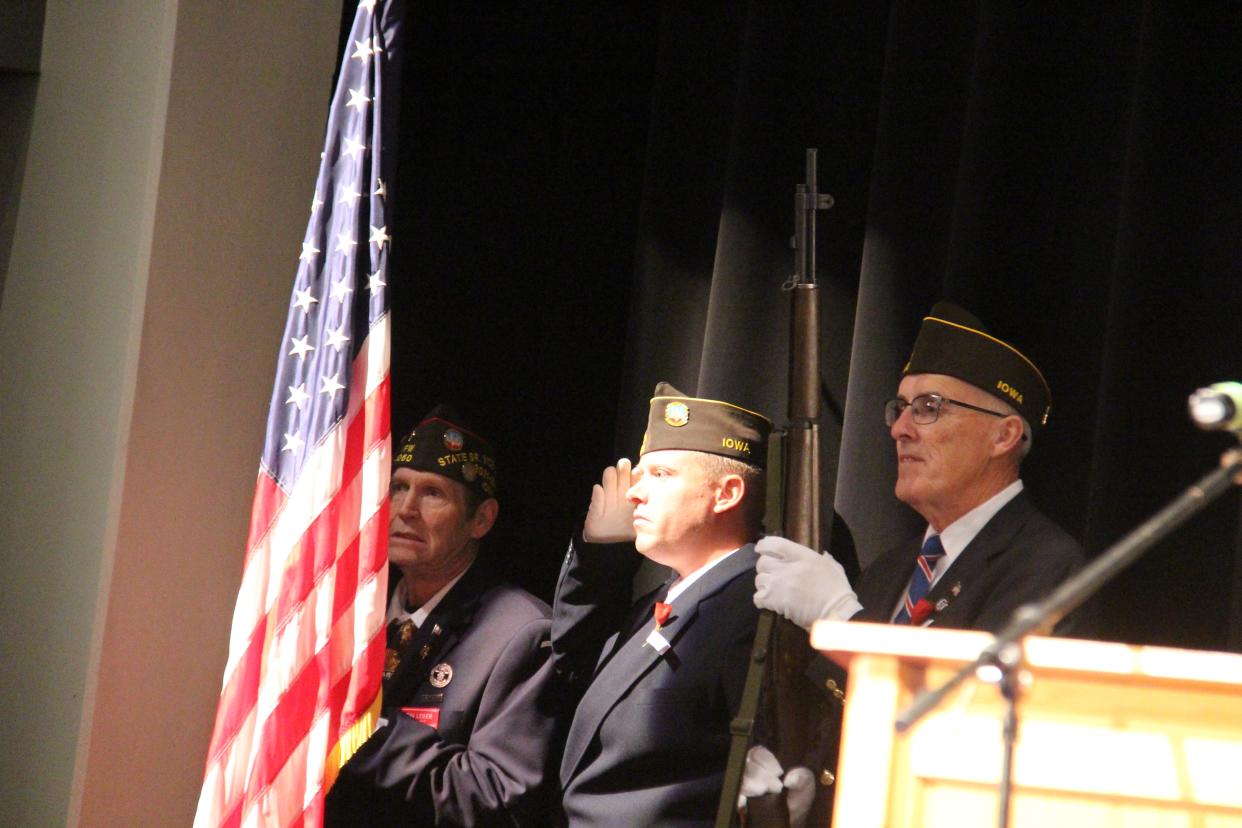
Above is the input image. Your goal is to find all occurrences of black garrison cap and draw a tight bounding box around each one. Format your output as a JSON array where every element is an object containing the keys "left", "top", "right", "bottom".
[
  {"left": 393, "top": 405, "right": 497, "bottom": 499},
  {"left": 904, "top": 301, "right": 1052, "bottom": 427}
]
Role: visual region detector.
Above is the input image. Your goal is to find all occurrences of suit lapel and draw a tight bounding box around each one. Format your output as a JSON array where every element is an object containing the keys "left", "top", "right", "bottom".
[
  {"left": 919, "top": 550, "right": 979, "bottom": 626},
  {"left": 591, "top": 576, "right": 677, "bottom": 676},
  {"left": 560, "top": 546, "right": 756, "bottom": 783},
  {"left": 920, "top": 491, "right": 1036, "bottom": 627},
  {"left": 856, "top": 544, "right": 917, "bottom": 623}
]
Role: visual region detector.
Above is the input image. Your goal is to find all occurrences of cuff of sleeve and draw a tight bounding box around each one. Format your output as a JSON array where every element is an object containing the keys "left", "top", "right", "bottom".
[
  {"left": 570, "top": 528, "right": 641, "bottom": 576},
  {"left": 829, "top": 594, "right": 864, "bottom": 622}
]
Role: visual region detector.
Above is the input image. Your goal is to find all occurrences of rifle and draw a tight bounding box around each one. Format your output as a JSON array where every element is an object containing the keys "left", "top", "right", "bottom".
[{"left": 715, "top": 150, "right": 834, "bottom": 827}]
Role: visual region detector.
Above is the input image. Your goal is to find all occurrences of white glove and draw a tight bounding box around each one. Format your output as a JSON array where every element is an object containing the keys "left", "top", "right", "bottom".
[
  {"left": 737, "top": 744, "right": 783, "bottom": 805},
  {"left": 582, "top": 458, "right": 637, "bottom": 543},
  {"left": 736, "top": 745, "right": 815, "bottom": 828},
  {"left": 783, "top": 766, "right": 816, "bottom": 827},
  {"left": 754, "top": 535, "right": 862, "bottom": 630}
]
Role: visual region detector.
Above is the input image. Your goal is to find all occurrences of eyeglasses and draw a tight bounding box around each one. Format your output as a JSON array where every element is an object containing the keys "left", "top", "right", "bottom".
[{"left": 884, "top": 393, "right": 1009, "bottom": 426}]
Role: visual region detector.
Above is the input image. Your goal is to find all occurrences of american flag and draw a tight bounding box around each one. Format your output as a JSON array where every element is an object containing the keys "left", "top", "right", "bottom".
[{"left": 195, "top": 2, "right": 405, "bottom": 825}]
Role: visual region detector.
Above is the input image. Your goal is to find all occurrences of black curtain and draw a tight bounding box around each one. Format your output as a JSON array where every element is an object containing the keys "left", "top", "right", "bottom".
[{"left": 342, "top": 1, "right": 1242, "bottom": 651}]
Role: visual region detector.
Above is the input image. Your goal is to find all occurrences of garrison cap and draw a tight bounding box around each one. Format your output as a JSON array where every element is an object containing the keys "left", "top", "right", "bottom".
[
  {"left": 639, "top": 381, "right": 772, "bottom": 467},
  {"left": 904, "top": 301, "right": 1052, "bottom": 427},
  {"left": 393, "top": 405, "right": 497, "bottom": 499}
]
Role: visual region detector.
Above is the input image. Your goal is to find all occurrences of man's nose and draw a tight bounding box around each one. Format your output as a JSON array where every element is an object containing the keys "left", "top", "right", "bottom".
[
  {"left": 393, "top": 490, "right": 417, "bottom": 517},
  {"left": 890, "top": 405, "right": 916, "bottom": 441},
  {"left": 625, "top": 480, "right": 644, "bottom": 504}
]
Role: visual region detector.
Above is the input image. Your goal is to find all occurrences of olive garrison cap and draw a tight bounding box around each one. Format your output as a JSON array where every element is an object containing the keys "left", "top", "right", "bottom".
[
  {"left": 639, "top": 381, "right": 772, "bottom": 467},
  {"left": 393, "top": 404, "right": 497, "bottom": 499},
  {"left": 904, "top": 301, "right": 1052, "bottom": 426}
]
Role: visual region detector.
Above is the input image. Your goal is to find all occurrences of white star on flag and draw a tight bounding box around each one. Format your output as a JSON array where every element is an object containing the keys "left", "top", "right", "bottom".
[
  {"left": 335, "top": 231, "right": 357, "bottom": 254},
  {"left": 330, "top": 279, "right": 354, "bottom": 302},
  {"left": 324, "top": 325, "right": 351, "bottom": 352},
  {"left": 292, "top": 288, "right": 318, "bottom": 314},
  {"left": 338, "top": 186, "right": 363, "bottom": 206},
  {"left": 285, "top": 383, "right": 310, "bottom": 409},
  {"left": 311, "top": 193, "right": 324, "bottom": 213},
  {"left": 289, "top": 335, "right": 314, "bottom": 360},
  {"left": 351, "top": 38, "right": 373, "bottom": 61},
  {"left": 374, "top": 179, "right": 387, "bottom": 198},
  {"left": 320, "top": 373, "right": 345, "bottom": 400},
  {"left": 369, "top": 225, "right": 390, "bottom": 250},
  {"left": 368, "top": 272, "right": 386, "bottom": 294},
  {"left": 342, "top": 137, "right": 367, "bottom": 159},
  {"left": 281, "top": 431, "right": 304, "bottom": 454},
  {"left": 299, "top": 240, "right": 320, "bottom": 262},
  {"left": 346, "top": 87, "right": 370, "bottom": 112}
]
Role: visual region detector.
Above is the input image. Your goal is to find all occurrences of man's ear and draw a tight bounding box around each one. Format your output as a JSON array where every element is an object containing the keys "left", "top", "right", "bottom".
[
  {"left": 712, "top": 474, "right": 746, "bottom": 515},
  {"left": 991, "top": 416, "right": 1025, "bottom": 457},
  {"left": 470, "top": 498, "right": 499, "bottom": 539}
]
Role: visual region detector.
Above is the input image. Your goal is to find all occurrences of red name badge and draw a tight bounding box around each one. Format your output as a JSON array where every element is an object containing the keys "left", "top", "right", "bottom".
[{"left": 400, "top": 707, "right": 441, "bottom": 730}]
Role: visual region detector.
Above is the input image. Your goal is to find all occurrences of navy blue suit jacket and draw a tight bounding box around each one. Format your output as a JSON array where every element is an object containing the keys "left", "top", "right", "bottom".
[
  {"left": 553, "top": 538, "right": 759, "bottom": 828},
  {"left": 325, "top": 561, "right": 561, "bottom": 827},
  {"left": 854, "top": 490, "right": 1091, "bottom": 635}
]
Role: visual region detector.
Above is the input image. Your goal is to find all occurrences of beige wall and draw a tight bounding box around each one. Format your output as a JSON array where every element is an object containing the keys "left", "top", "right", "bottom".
[{"left": 0, "top": 1, "right": 343, "bottom": 824}]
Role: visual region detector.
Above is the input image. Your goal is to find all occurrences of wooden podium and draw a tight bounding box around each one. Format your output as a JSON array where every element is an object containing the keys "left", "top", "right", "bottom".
[{"left": 811, "top": 621, "right": 1242, "bottom": 827}]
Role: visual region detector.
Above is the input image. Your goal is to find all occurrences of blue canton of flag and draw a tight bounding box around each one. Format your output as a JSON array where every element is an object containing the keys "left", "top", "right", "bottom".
[{"left": 262, "top": 2, "right": 399, "bottom": 488}]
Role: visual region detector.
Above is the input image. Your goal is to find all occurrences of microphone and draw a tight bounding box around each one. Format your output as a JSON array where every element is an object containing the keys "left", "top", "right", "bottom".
[{"left": 1188, "top": 382, "right": 1242, "bottom": 431}]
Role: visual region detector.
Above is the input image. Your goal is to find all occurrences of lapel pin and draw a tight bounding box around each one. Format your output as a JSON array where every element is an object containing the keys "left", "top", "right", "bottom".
[
  {"left": 645, "top": 601, "right": 673, "bottom": 654},
  {"left": 429, "top": 662, "right": 453, "bottom": 688}
]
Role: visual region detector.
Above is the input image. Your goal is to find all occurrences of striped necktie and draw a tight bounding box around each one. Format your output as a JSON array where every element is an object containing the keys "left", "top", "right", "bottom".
[{"left": 894, "top": 534, "right": 945, "bottom": 625}]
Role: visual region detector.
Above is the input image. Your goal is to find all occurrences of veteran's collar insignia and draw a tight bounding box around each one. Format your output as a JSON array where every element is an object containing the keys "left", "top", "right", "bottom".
[
  {"left": 663, "top": 402, "right": 689, "bottom": 427},
  {"left": 443, "top": 429, "right": 465, "bottom": 451},
  {"left": 429, "top": 662, "right": 453, "bottom": 688}
]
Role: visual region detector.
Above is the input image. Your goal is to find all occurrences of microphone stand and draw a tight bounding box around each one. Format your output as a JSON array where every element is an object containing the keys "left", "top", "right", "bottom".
[{"left": 895, "top": 448, "right": 1242, "bottom": 828}]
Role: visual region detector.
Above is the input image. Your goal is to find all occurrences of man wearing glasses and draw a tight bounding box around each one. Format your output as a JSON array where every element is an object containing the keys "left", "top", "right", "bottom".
[{"left": 754, "top": 300, "right": 1088, "bottom": 635}]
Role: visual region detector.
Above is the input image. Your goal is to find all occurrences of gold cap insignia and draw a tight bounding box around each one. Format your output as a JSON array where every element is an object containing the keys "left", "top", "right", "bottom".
[
  {"left": 663, "top": 402, "right": 689, "bottom": 427},
  {"left": 443, "top": 429, "right": 464, "bottom": 451}
]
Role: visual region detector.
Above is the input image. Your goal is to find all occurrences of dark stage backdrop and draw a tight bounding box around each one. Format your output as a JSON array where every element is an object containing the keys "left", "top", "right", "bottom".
[{"left": 337, "top": 2, "right": 1242, "bottom": 652}]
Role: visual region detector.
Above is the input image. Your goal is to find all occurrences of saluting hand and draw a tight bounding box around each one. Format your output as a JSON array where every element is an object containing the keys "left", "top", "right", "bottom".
[{"left": 583, "top": 458, "right": 637, "bottom": 543}]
